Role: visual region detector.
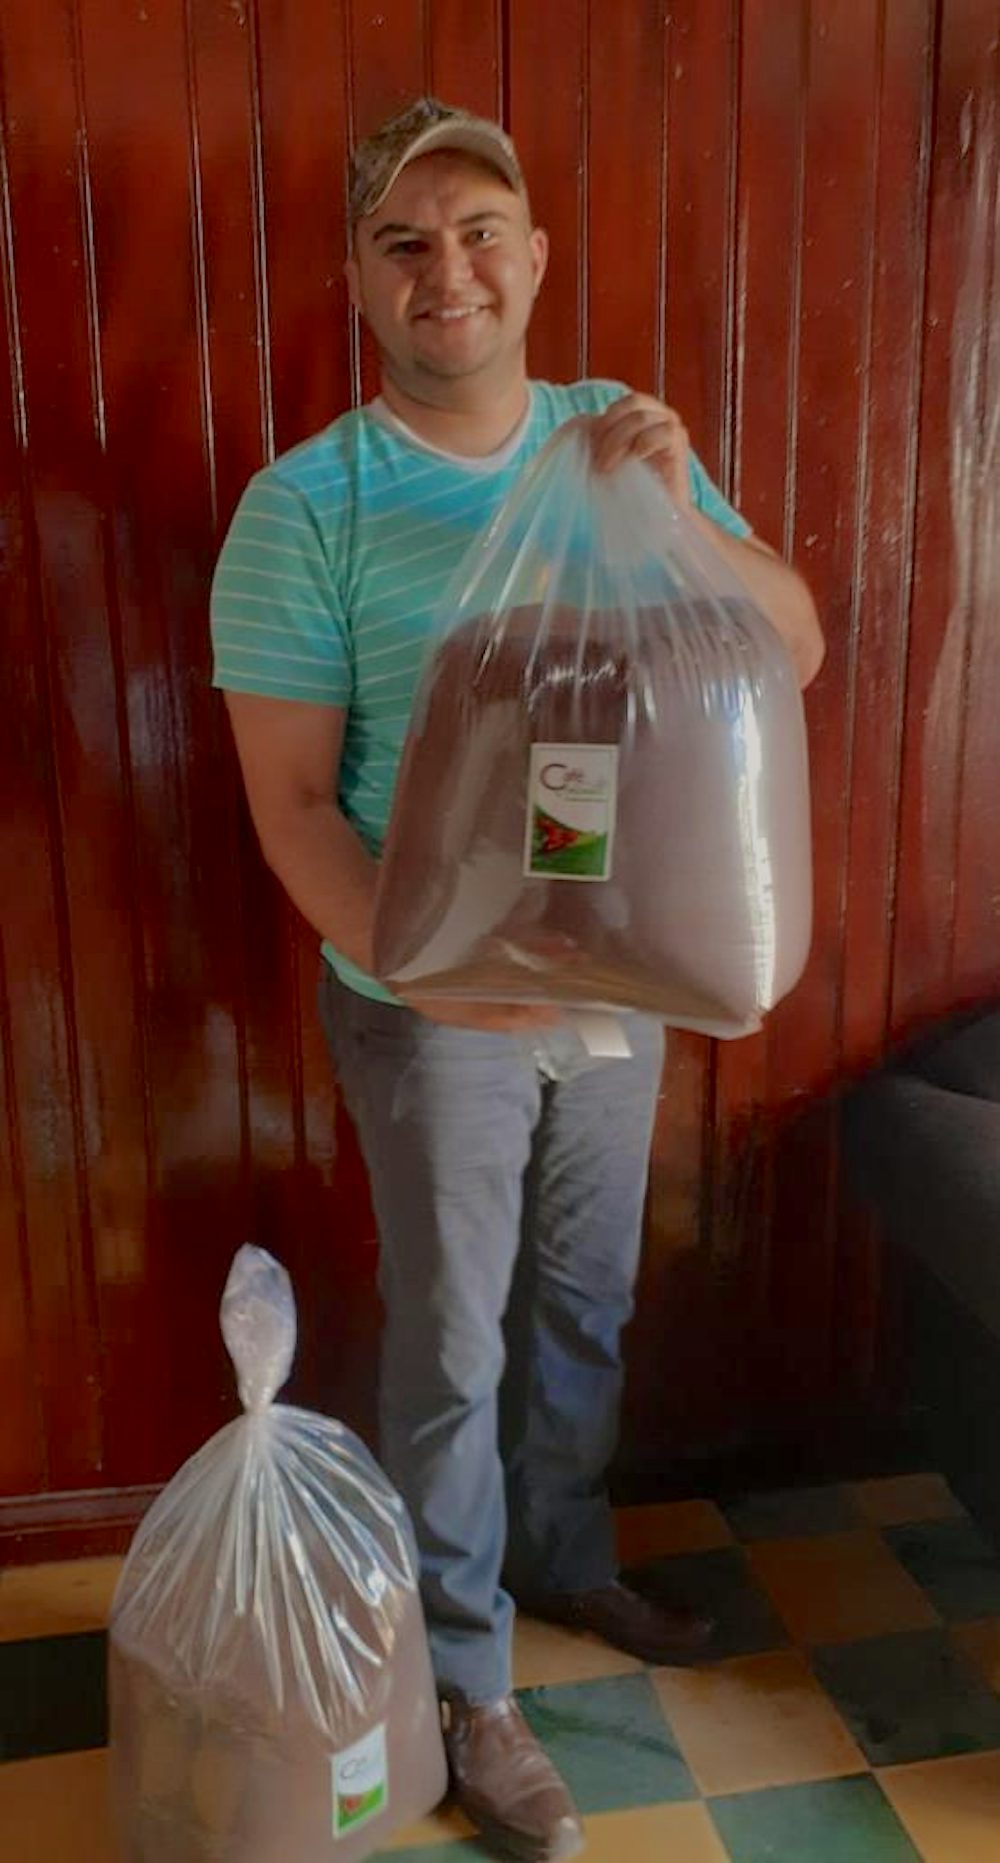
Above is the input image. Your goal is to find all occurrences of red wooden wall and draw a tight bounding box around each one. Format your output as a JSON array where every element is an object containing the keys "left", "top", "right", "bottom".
[{"left": 1, "top": 0, "right": 998, "bottom": 1539}]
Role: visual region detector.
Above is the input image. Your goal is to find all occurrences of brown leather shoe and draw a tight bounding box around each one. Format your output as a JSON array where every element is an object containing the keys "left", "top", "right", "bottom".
[
  {"left": 443, "top": 1694, "right": 585, "bottom": 1862},
  {"left": 518, "top": 1578, "right": 714, "bottom": 1666}
]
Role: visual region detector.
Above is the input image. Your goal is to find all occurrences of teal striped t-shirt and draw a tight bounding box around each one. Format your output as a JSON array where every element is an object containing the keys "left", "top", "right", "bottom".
[{"left": 211, "top": 378, "right": 752, "bottom": 1003}]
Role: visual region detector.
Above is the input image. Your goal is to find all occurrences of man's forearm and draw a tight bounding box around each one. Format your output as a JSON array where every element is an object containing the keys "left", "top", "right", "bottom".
[
  {"left": 689, "top": 510, "right": 824, "bottom": 688},
  {"left": 256, "top": 798, "right": 378, "bottom": 975}
]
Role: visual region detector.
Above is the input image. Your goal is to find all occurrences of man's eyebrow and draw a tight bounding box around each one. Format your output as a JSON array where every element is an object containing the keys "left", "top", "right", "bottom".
[
  {"left": 372, "top": 222, "right": 419, "bottom": 243},
  {"left": 371, "top": 209, "right": 511, "bottom": 244}
]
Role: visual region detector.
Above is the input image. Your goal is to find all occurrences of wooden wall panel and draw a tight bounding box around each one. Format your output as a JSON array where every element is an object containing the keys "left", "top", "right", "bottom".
[
  {"left": 70, "top": 0, "right": 242, "bottom": 1478},
  {"left": 429, "top": 0, "right": 503, "bottom": 119},
  {"left": 839, "top": 0, "right": 936, "bottom": 1075},
  {"left": 947, "top": 45, "right": 1000, "bottom": 997},
  {"left": 585, "top": 0, "right": 665, "bottom": 392},
  {"left": 0, "top": 52, "right": 57, "bottom": 1501},
  {"left": 0, "top": 242, "right": 48, "bottom": 1491},
  {"left": 626, "top": 0, "right": 746, "bottom": 1461},
  {"left": 250, "top": 0, "right": 375, "bottom": 1422},
  {"left": 0, "top": 886, "right": 41, "bottom": 1493},
  {"left": 190, "top": 0, "right": 328, "bottom": 1421},
  {"left": 1, "top": 0, "right": 115, "bottom": 1491},
  {"left": 765, "top": 0, "right": 884, "bottom": 1413},
  {"left": 709, "top": 0, "right": 805, "bottom": 1346},
  {"left": 508, "top": 0, "right": 588, "bottom": 380},
  {"left": 892, "top": 0, "right": 999, "bottom": 1032},
  {"left": 661, "top": 0, "right": 739, "bottom": 469},
  {"left": 831, "top": 0, "right": 937, "bottom": 1406},
  {"left": 2, "top": 0, "right": 999, "bottom": 1527}
]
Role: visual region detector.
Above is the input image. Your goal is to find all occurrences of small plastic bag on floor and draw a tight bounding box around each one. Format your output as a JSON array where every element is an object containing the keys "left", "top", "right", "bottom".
[
  {"left": 373, "top": 421, "right": 813, "bottom": 1041},
  {"left": 108, "top": 1245, "right": 447, "bottom": 1863}
]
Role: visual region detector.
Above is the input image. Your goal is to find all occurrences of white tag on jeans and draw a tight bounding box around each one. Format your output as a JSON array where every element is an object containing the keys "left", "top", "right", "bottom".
[{"left": 570, "top": 1012, "right": 633, "bottom": 1060}]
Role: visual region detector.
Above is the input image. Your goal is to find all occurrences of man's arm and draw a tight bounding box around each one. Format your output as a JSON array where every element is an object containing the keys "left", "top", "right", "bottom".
[
  {"left": 224, "top": 693, "right": 378, "bottom": 974},
  {"left": 589, "top": 392, "right": 825, "bottom": 689},
  {"left": 223, "top": 690, "right": 559, "bottom": 1032},
  {"left": 686, "top": 515, "right": 825, "bottom": 689}
]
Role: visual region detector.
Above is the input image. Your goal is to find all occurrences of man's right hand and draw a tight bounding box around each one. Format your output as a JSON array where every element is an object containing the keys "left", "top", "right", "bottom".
[{"left": 404, "top": 997, "right": 563, "bottom": 1034}]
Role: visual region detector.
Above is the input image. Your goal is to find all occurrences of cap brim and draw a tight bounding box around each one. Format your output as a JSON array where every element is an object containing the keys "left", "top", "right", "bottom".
[{"left": 368, "top": 122, "right": 524, "bottom": 216}]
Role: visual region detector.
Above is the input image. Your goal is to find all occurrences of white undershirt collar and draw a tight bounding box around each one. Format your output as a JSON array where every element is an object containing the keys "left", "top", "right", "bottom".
[{"left": 369, "top": 390, "right": 533, "bottom": 473}]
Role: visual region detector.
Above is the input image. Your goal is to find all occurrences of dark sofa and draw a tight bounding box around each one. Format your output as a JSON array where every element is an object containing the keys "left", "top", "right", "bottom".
[{"left": 843, "top": 1006, "right": 1000, "bottom": 1546}]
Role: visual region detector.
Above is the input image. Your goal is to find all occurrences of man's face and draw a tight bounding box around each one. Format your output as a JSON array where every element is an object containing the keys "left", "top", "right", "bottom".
[{"left": 345, "top": 152, "right": 548, "bottom": 394}]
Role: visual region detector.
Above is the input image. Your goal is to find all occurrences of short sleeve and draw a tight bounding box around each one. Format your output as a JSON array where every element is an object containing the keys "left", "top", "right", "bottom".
[
  {"left": 210, "top": 472, "right": 353, "bottom": 705},
  {"left": 687, "top": 451, "right": 752, "bottom": 540}
]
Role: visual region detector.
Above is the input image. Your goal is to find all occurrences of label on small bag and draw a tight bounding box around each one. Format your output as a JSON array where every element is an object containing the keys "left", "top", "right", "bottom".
[
  {"left": 525, "top": 744, "right": 618, "bottom": 882},
  {"left": 332, "top": 1723, "right": 388, "bottom": 1838}
]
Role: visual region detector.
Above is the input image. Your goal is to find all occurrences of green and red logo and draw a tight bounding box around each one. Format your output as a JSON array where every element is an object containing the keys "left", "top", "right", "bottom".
[
  {"left": 332, "top": 1725, "right": 388, "bottom": 1840},
  {"left": 524, "top": 743, "right": 617, "bottom": 882},
  {"left": 336, "top": 1782, "right": 386, "bottom": 1832},
  {"left": 531, "top": 805, "right": 608, "bottom": 877}
]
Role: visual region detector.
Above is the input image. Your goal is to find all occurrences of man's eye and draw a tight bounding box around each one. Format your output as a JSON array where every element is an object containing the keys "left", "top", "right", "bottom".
[
  {"left": 466, "top": 228, "right": 496, "bottom": 246},
  {"left": 388, "top": 240, "right": 426, "bottom": 257}
]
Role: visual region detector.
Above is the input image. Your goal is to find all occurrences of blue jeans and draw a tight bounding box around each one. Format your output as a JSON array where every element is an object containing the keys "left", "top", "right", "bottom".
[{"left": 318, "top": 969, "right": 664, "bottom": 1703}]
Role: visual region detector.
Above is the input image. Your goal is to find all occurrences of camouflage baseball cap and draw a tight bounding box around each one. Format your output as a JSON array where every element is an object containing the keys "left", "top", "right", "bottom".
[{"left": 349, "top": 96, "right": 528, "bottom": 227}]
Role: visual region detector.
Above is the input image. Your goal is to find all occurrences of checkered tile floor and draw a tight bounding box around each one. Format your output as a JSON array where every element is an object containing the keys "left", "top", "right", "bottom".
[{"left": 3, "top": 1474, "right": 1000, "bottom": 1859}]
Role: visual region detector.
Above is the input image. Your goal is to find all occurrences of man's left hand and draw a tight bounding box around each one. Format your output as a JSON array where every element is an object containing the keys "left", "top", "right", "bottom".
[{"left": 588, "top": 393, "right": 691, "bottom": 509}]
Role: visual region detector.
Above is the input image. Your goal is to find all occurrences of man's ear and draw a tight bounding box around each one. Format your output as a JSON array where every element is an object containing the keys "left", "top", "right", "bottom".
[
  {"left": 344, "top": 253, "right": 362, "bottom": 314},
  {"left": 529, "top": 226, "right": 549, "bottom": 298}
]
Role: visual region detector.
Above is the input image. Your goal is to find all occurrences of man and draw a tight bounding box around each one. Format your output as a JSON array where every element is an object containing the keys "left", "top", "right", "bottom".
[{"left": 212, "top": 97, "right": 823, "bottom": 1863}]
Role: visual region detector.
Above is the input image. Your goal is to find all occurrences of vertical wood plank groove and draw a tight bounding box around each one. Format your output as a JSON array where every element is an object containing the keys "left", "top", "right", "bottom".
[
  {"left": 0, "top": 917, "right": 49, "bottom": 1491},
  {"left": 782, "top": 0, "right": 809, "bottom": 562},
  {"left": 949, "top": 62, "right": 1000, "bottom": 995},
  {"left": 498, "top": 0, "right": 509, "bottom": 127},
  {"left": 0, "top": 64, "right": 26, "bottom": 452},
  {"left": 882, "top": 0, "right": 942, "bottom": 1044},
  {"left": 720, "top": 0, "right": 741, "bottom": 492},
  {"left": 183, "top": 0, "right": 219, "bottom": 532},
  {"left": 833, "top": 0, "right": 884, "bottom": 1069},
  {"left": 247, "top": 0, "right": 274, "bottom": 464},
  {"left": 30, "top": 422, "right": 105, "bottom": 1482},
  {"left": 654, "top": 3, "right": 669, "bottom": 401},
  {"left": 72, "top": 0, "right": 158, "bottom": 1281},
  {"left": 344, "top": 0, "right": 362, "bottom": 411},
  {"left": 70, "top": 2, "right": 107, "bottom": 458}
]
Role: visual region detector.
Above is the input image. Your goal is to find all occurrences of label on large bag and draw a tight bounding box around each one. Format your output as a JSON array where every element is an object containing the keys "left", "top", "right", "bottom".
[
  {"left": 332, "top": 1722, "right": 388, "bottom": 1839},
  {"left": 525, "top": 744, "right": 618, "bottom": 881}
]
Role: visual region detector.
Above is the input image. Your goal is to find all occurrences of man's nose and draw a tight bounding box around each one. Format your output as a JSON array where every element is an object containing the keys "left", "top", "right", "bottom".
[{"left": 424, "top": 235, "right": 474, "bottom": 293}]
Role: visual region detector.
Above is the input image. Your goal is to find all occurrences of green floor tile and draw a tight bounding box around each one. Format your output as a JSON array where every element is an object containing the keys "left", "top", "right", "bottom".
[
  {"left": 517, "top": 1670, "right": 695, "bottom": 1814},
  {"left": 623, "top": 1546, "right": 788, "bottom": 1661},
  {"left": 885, "top": 1516, "right": 1000, "bottom": 1621},
  {"left": 710, "top": 1774, "right": 922, "bottom": 1862},
  {"left": 721, "top": 1484, "right": 861, "bottom": 1543},
  {"left": 812, "top": 1626, "right": 1000, "bottom": 1766}
]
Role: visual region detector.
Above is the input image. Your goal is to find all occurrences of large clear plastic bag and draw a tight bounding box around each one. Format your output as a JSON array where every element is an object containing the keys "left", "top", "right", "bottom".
[
  {"left": 374, "top": 423, "right": 812, "bottom": 1040},
  {"left": 109, "top": 1245, "right": 447, "bottom": 1862}
]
